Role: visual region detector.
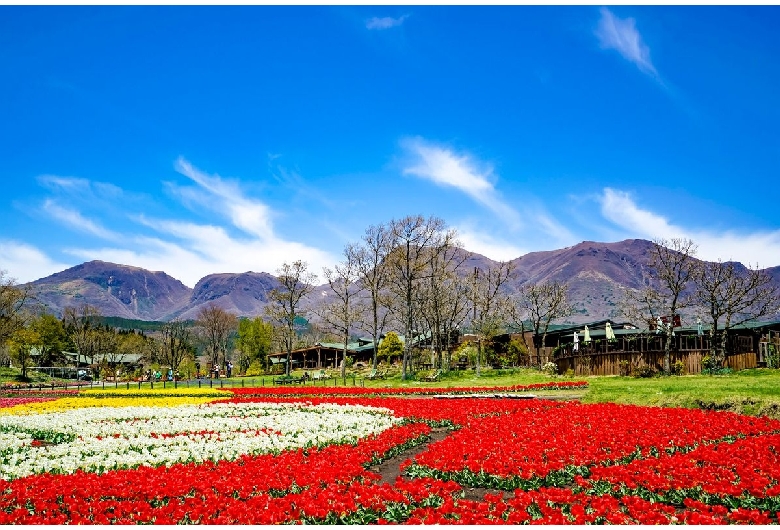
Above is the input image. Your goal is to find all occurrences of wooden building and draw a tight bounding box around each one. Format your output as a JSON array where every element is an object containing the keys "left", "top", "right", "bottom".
[{"left": 549, "top": 319, "right": 780, "bottom": 376}]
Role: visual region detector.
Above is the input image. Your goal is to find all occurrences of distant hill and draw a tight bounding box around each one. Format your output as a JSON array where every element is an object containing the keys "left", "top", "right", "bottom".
[
  {"left": 172, "top": 272, "right": 281, "bottom": 321},
  {"left": 24, "top": 239, "right": 780, "bottom": 325},
  {"left": 28, "top": 261, "right": 191, "bottom": 321}
]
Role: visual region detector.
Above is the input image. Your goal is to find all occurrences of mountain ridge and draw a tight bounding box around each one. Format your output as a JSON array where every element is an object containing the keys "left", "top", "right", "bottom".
[{"left": 24, "top": 239, "right": 780, "bottom": 324}]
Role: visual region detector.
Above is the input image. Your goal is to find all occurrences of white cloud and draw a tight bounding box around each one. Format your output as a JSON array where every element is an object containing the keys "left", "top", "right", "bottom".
[
  {"left": 401, "top": 137, "right": 522, "bottom": 230},
  {"left": 174, "top": 158, "right": 275, "bottom": 240},
  {"left": 42, "top": 199, "right": 120, "bottom": 240},
  {"left": 0, "top": 240, "right": 72, "bottom": 284},
  {"left": 366, "top": 15, "right": 408, "bottom": 30},
  {"left": 595, "top": 7, "right": 658, "bottom": 77},
  {"left": 65, "top": 226, "right": 334, "bottom": 289},
  {"left": 48, "top": 159, "right": 340, "bottom": 287},
  {"left": 597, "top": 187, "right": 780, "bottom": 268},
  {"left": 454, "top": 224, "right": 529, "bottom": 262}
]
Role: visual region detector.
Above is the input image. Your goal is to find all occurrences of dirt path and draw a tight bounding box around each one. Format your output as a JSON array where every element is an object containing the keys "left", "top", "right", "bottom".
[{"left": 368, "top": 426, "right": 511, "bottom": 502}]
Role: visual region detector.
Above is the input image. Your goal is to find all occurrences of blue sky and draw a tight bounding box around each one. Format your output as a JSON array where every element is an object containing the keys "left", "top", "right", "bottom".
[{"left": 1, "top": 6, "right": 779, "bottom": 288}]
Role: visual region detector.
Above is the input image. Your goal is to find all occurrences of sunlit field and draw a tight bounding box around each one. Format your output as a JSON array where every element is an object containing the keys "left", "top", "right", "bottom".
[{"left": 2, "top": 380, "right": 780, "bottom": 524}]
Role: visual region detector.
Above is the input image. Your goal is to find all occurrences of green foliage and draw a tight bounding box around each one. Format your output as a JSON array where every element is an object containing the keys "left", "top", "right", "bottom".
[
  {"left": 29, "top": 314, "right": 68, "bottom": 366},
  {"left": 541, "top": 361, "right": 558, "bottom": 376},
  {"left": 378, "top": 332, "right": 404, "bottom": 361},
  {"left": 98, "top": 316, "right": 172, "bottom": 332},
  {"left": 235, "top": 317, "right": 273, "bottom": 372},
  {"left": 618, "top": 360, "right": 631, "bottom": 377},
  {"left": 454, "top": 342, "right": 478, "bottom": 367},
  {"left": 766, "top": 343, "right": 779, "bottom": 369},
  {"left": 245, "top": 359, "right": 265, "bottom": 377},
  {"left": 670, "top": 360, "right": 685, "bottom": 376},
  {"left": 630, "top": 365, "right": 658, "bottom": 378},
  {"left": 702, "top": 354, "right": 731, "bottom": 376},
  {"left": 8, "top": 327, "right": 41, "bottom": 380}
]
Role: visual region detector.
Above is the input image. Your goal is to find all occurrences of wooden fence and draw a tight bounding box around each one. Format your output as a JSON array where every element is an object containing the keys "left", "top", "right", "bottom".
[{"left": 556, "top": 349, "right": 758, "bottom": 376}]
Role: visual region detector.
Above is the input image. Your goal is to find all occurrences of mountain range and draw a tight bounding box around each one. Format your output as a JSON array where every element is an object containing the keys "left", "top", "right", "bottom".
[{"left": 24, "top": 239, "right": 780, "bottom": 325}]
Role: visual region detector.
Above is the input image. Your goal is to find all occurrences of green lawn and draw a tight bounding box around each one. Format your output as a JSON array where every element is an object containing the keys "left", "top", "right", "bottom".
[{"left": 4, "top": 365, "right": 780, "bottom": 418}]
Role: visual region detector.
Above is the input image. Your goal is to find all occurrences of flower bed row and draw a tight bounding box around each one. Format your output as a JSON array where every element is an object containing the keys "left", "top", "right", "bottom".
[
  {"left": 0, "top": 401, "right": 399, "bottom": 480},
  {"left": 228, "top": 380, "right": 588, "bottom": 398},
  {"left": 2, "top": 388, "right": 780, "bottom": 524}
]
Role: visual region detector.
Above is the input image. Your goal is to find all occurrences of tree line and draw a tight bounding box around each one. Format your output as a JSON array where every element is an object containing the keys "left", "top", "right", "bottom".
[{"left": 2, "top": 223, "right": 778, "bottom": 380}]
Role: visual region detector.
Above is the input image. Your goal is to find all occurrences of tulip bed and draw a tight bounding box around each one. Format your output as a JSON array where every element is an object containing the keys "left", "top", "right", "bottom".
[{"left": 2, "top": 383, "right": 780, "bottom": 524}]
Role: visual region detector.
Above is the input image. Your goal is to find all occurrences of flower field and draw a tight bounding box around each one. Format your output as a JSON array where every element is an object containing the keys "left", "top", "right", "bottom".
[{"left": 2, "top": 382, "right": 780, "bottom": 524}]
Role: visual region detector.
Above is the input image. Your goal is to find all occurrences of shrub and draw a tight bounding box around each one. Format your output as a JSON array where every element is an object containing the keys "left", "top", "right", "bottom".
[
  {"left": 541, "top": 361, "right": 558, "bottom": 376},
  {"left": 631, "top": 365, "right": 657, "bottom": 378},
  {"left": 618, "top": 360, "right": 630, "bottom": 377},
  {"left": 701, "top": 355, "right": 731, "bottom": 375},
  {"left": 245, "top": 360, "right": 264, "bottom": 377},
  {"left": 670, "top": 360, "right": 685, "bottom": 376},
  {"left": 767, "top": 344, "right": 780, "bottom": 369}
]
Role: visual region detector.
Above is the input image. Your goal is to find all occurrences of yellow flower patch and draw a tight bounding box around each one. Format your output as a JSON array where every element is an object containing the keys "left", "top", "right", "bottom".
[{"left": 1, "top": 389, "right": 231, "bottom": 415}]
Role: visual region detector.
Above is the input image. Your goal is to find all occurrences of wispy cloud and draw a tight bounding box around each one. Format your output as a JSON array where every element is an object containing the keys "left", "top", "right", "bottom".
[
  {"left": 595, "top": 7, "right": 657, "bottom": 77},
  {"left": 52, "top": 158, "right": 338, "bottom": 287},
  {"left": 597, "top": 187, "right": 780, "bottom": 268},
  {"left": 401, "top": 137, "right": 522, "bottom": 230},
  {"left": 366, "top": 15, "right": 409, "bottom": 30},
  {"left": 42, "top": 199, "right": 120, "bottom": 240},
  {"left": 454, "top": 224, "right": 529, "bottom": 262},
  {"left": 0, "top": 240, "right": 71, "bottom": 284},
  {"left": 173, "top": 157, "right": 275, "bottom": 240}
]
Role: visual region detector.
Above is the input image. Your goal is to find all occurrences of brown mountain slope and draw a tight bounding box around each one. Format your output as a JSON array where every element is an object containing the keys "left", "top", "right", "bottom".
[
  {"left": 28, "top": 260, "right": 191, "bottom": 320},
  {"left": 23, "top": 239, "right": 780, "bottom": 324}
]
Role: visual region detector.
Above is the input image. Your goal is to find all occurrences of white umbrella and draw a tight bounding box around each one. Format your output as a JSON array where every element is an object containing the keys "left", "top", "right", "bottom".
[
  {"left": 573, "top": 331, "right": 579, "bottom": 352},
  {"left": 583, "top": 325, "right": 591, "bottom": 344},
  {"left": 605, "top": 322, "right": 616, "bottom": 341}
]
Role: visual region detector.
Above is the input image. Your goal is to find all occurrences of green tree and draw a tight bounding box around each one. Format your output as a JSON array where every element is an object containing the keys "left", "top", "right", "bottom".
[
  {"left": 9, "top": 327, "right": 41, "bottom": 380},
  {"left": 1, "top": 270, "right": 31, "bottom": 346},
  {"left": 29, "top": 313, "right": 68, "bottom": 366},
  {"left": 377, "top": 331, "right": 404, "bottom": 362},
  {"left": 235, "top": 317, "right": 273, "bottom": 374}
]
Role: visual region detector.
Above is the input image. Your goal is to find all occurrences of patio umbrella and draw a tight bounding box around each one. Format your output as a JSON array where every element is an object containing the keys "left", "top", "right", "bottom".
[
  {"left": 573, "top": 331, "right": 579, "bottom": 352},
  {"left": 583, "top": 326, "right": 591, "bottom": 344},
  {"left": 605, "top": 322, "right": 616, "bottom": 341}
]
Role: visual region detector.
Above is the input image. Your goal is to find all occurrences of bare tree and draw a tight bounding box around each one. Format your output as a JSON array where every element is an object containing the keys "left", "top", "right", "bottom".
[
  {"left": 159, "top": 318, "right": 194, "bottom": 373},
  {"left": 386, "top": 215, "right": 457, "bottom": 380},
  {"left": 417, "top": 245, "right": 470, "bottom": 370},
  {"left": 92, "top": 327, "right": 120, "bottom": 378},
  {"left": 63, "top": 304, "right": 102, "bottom": 366},
  {"left": 513, "top": 280, "right": 573, "bottom": 368},
  {"left": 196, "top": 305, "right": 237, "bottom": 374},
  {"left": 470, "top": 262, "right": 515, "bottom": 375},
  {"left": 353, "top": 223, "right": 393, "bottom": 370},
  {"left": 0, "top": 270, "right": 31, "bottom": 346},
  {"left": 265, "top": 261, "right": 317, "bottom": 376},
  {"left": 438, "top": 274, "right": 472, "bottom": 369},
  {"left": 318, "top": 245, "right": 365, "bottom": 378},
  {"left": 695, "top": 260, "right": 780, "bottom": 367},
  {"left": 648, "top": 238, "right": 698, "bottom": 374}
]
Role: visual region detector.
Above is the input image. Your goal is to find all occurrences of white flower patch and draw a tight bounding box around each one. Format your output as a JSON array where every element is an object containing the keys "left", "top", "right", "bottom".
[{"left": 0, "top": 402, "right": 398, "bottom": 480}]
